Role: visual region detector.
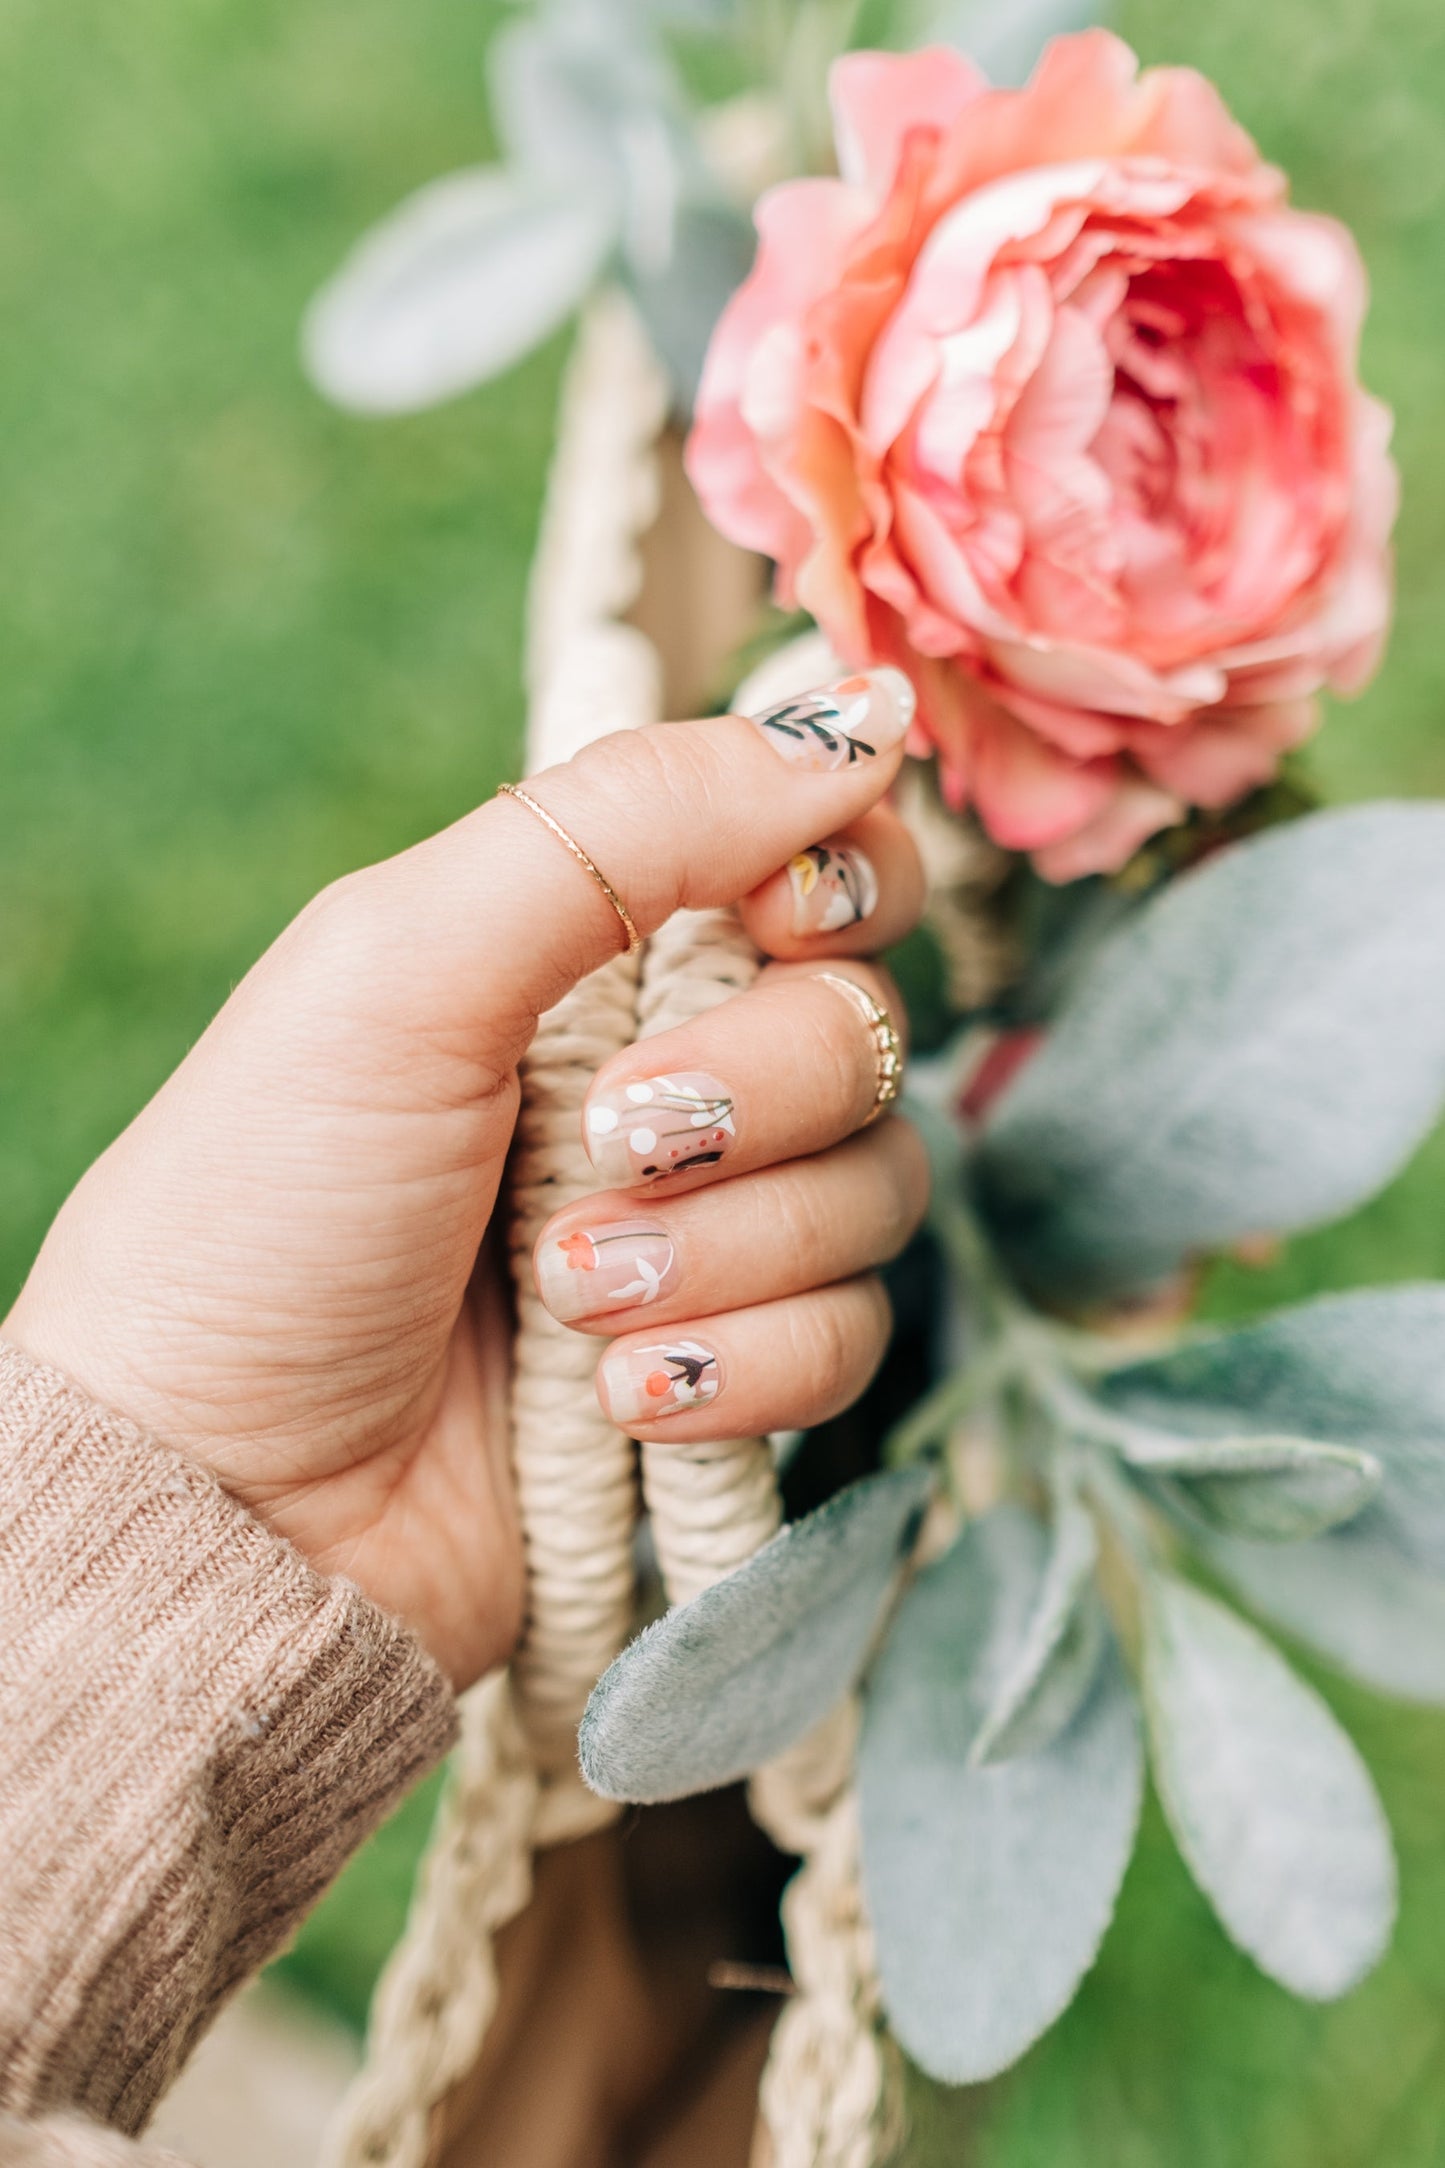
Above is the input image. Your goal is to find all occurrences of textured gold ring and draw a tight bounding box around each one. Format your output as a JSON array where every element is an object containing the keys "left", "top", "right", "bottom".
[
  {"left": 497, "top": 784, "right": 642, "bottom": 956},
  {"left": 814, "top": 972, "right": 904, "bottom": 1124}
]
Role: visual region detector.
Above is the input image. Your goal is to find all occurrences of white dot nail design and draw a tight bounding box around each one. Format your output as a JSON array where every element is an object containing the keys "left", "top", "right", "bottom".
[{"left": 583, "top": 1071, "right": 737, "bottom": 1186}]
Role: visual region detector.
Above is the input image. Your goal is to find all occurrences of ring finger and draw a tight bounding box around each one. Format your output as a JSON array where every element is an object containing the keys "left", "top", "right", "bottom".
[
  {"left": 536, "top": 1117, "right": 929, "bottom": 1331},
  {"left": 581, "top": 961, "right": 907, "bottom": 1194}
]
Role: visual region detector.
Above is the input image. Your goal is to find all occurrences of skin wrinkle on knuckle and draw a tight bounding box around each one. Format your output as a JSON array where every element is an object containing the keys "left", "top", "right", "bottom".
[
  {"left": 752, "top": 1162, "right": 835, "bottom": 1288},
  {"left": 877, "top": 1118, "right": 931, "bottom": 1254},
  {"left": 769, "top": 954, "right": 903, "bottom": 1038},
  {"left": 784, "top": 1284, "right": 871, "bottom": 1406},
  {"left": 271, "top": 863, "right": 518, "bottom": 1107},
  {"left": 806, "top": 968, "right": 901, "bottom": 1121},
  {"left": 758, "top": 986, "right": 870, "bottom": 1132},
  {"left": 566, "top": 726, "right": 726, "bottom": 926}
]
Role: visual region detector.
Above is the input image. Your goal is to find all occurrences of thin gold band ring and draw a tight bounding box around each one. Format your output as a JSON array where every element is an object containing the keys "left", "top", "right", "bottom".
[
  {"left": 814, "top": 972, "right": 904, "bottom": 1124},
  {"left": 497, "top": 784, "right": 643, "bottom": 956}
]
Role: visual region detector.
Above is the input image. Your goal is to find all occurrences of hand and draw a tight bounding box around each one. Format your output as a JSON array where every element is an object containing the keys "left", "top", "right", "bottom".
[{"left": 4, "top": 671, "right": 928, "bottom": 1689}]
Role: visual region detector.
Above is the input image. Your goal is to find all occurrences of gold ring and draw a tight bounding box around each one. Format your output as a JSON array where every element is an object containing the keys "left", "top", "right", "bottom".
[
  {"left": 497, "top": 784, "right": 642, "bottom": 956},
  {"left": 814, "top": 972, "right": 904, "bottom": 1124}
]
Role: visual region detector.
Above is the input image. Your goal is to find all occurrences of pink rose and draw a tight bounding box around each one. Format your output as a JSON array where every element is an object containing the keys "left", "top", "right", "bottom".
[{"left": 687, "top": 33, "right": 1396, "bottom": 879}]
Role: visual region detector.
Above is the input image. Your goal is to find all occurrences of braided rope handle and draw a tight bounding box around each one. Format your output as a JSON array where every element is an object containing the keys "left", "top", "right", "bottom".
[
  {"left": 319, "top": 1675, "right": 537, "bottom": 2168},
  {"left": 322, "top": 292, "right": 668, "bottom": 2168},
  {"left": 635, "top": 904, "right": 783, "bottom": 1601}
]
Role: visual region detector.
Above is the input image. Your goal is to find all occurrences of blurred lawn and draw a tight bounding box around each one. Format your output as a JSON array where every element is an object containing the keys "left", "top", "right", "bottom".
[{"left": 4, "top": 0, "right": 1445, "bottom": 2159}]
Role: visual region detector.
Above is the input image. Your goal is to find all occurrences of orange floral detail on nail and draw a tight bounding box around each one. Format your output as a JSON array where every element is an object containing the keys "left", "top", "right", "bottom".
[
  {"left": 645, "top": 1370, "right": 673, "bottom": 1399},
  {"left": 560, "top": 1231, "right": 598, "bottom": 1271}
]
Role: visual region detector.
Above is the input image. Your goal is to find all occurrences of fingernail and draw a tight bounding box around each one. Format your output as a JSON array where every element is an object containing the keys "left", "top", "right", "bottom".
[
  {"left": 600, "top": 1338, "right": 724, "bottom": 1425},
  {"left": 749, "top": 668, "right": 916, "bottom": 771},
  {"left": 537, "top": 1222, "right": 679, "bottom": 1323},
  {"left": 788, "top": 842, "right": 879, "bottom": 935},
  {"left": 585, "top": 1071, "right": 736, "bottom": 1186}
]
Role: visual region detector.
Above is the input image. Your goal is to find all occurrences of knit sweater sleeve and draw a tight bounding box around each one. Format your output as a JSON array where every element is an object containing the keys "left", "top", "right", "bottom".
[{"left": 0, "top": 1341, "right": 459, "bottom": 2153}]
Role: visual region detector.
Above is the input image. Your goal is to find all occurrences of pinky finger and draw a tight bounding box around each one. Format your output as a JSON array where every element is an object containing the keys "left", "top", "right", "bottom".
[{"left": 596, "top": 1276, "right": 892, "bottom": 1443}]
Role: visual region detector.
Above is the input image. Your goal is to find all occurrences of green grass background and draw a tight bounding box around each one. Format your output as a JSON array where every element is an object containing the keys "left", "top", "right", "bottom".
[{"left": 4, "top": 0, "right": 1445, "bottom": 2158}]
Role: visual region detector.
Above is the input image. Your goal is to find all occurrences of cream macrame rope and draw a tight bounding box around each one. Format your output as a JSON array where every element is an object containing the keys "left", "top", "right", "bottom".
[
  {"left": 635, "top": 903, "right": 783, "bottom": 1604},
  {"left": 750, "top": 1707, "right": 902, "bottom": 2168},
  {"left": 323, "top": 289, "right": 668, "bottom": 2168},
  {"left": 318, "top": 1674, "right": 538, "bottom": 2168}
]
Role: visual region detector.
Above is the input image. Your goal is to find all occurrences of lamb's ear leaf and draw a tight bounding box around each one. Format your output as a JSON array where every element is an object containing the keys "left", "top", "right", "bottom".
[
  {"left": 1117, "top": 1427, "right": 1380, "bottom": 1542},
  {"left": 1103, "top": 1286, "right": 1445, "bottom": 1571},
  {"left": 1208, "top": 1517, "right": 1445, "bottom": 1704},
  {"left": 970, "top": 1489, "right": 1104, "bottom": 1763},
  {"left": 487, "top": 12, "right": 660, "bottom": 202},
  {"left": 974, "top": 806, "right": 1445, "bottom": 1299},
  {"left": 859, "top": 1508, "right": 1143, "bottom": 2084},
  {"left": 487, "top": 9, "right": 705, "bottom": 286},
  {"left": 578, "top": 1468, "right": 930, "bottom": 1803},
  {"left": 1142, "top": 1574, "right": 1396, "bottom": 1998},
  {"left": 910, "top": 0, "right": 1108, "bottom": 84},
  {"left": 625, "top": 200, "right": 758, "bottom": 407},
  {"left": 485, "top": 13, "right": 632, "bottom": 201},
  {"left": 303, "top": 169, "right": 613, "bottom": 413}
]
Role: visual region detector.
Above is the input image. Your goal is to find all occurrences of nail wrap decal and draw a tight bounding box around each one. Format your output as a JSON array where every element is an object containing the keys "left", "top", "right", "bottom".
[
  {"left": 788, "top": 843, "right": 879, "bottom": 935},
  {"left": 602, "top": 1338, "right": 723, "bottom": 1425},
  {"left": 537, "top": 1222, "right": 678, "bottom": 1323},
  {"left": 586, "top": 1071, "right": 736, "bottom": 1185},
  {"left": 750, "top": 667, "right": 915, "bottom": 772}
]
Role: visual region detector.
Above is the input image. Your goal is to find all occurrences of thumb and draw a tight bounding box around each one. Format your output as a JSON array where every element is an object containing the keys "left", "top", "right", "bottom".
[{"left": 346, "top": 668, "right": 916, "bottom": 1074}]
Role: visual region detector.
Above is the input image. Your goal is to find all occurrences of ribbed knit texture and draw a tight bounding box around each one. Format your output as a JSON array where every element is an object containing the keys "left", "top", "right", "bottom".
[
  {"left": 0, "top": 1343, "right": 458, "bottom": 2161},
  {"left": 0, "top": 2109, "right": 188, "bottom": 2166}
]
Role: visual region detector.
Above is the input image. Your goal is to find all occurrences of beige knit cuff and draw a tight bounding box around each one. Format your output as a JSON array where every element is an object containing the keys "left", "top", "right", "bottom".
[
  {"left": 0, "top": 2107, "right": 190, "bottom": 2167},
  {"left": 0, "top": 1343, "right": 458, "bottom": 2137}
]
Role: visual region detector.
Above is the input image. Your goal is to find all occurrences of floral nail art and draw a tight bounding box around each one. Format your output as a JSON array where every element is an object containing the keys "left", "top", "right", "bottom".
[
  {"left": 601, "top": 1338, "right": 723, "bottom": 1425},
  {"left": 585, "top": 1071, "right": 736, "bottom": 1185},
  {"left": 536, "top": 1222, "right": 679, "bottom": 1323},
  {"left": 749, "top": 668, "right": 915, "bottom": 772},
  {"left": 788, "top": 842, "right": 879, "bottom": 935}
]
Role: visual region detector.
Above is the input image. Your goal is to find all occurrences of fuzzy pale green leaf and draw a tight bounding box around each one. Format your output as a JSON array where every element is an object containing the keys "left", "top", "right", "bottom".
[
  {"left": 970, "top": 1489, "right": 1104, "bottom": 1763},
  {"left": 488, "top": 10, "right": 699, "bottom": 280},
  {"left": 910, "top": 0, "right": 1109, "bottom": 81},
  {"left": 1143, "top": 1575, "right": 1396, "bottom": 1998},
  {"left": 859, "top": 1508, "right": 1143, "bottom": 2084},
  {"left": 1117, "top": 1425, "right": 1381, "bottom": 1541},
  {"left": 626, "top": 200, "right": 757, "bottom": 405},
  {"left": 1104, "top": 1286, "right": 1445, "bottom": 1569},
  {"left": 579, "top": 1468, "right": 929, "bottom": 1803},
  {"left": 975, "top": 806, "right": 1445, "bottom": 1298},
  {"left": 304, "top": 169, "right": 613, "bottom": 413},
  {"left": 1208, "top": 1519, "right": 1445, "bottom": 1703}
]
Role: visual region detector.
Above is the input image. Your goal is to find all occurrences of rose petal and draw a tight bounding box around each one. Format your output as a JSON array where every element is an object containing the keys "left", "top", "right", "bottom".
[
  {"left": 1031, "top": 775, "right": 1186, "bottom": 880},
  {"left": 685, "top": 30, "right": 1395, "bottom": 869},
  {"left": 830, "top": 46, "right": 987, "bottom": 198},
  {"left": 1128, "top": 697, "right": 1318, "bottom": 804},
  {"left": 972, "top": 701, "right": 1121, "bottom": 850}
]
